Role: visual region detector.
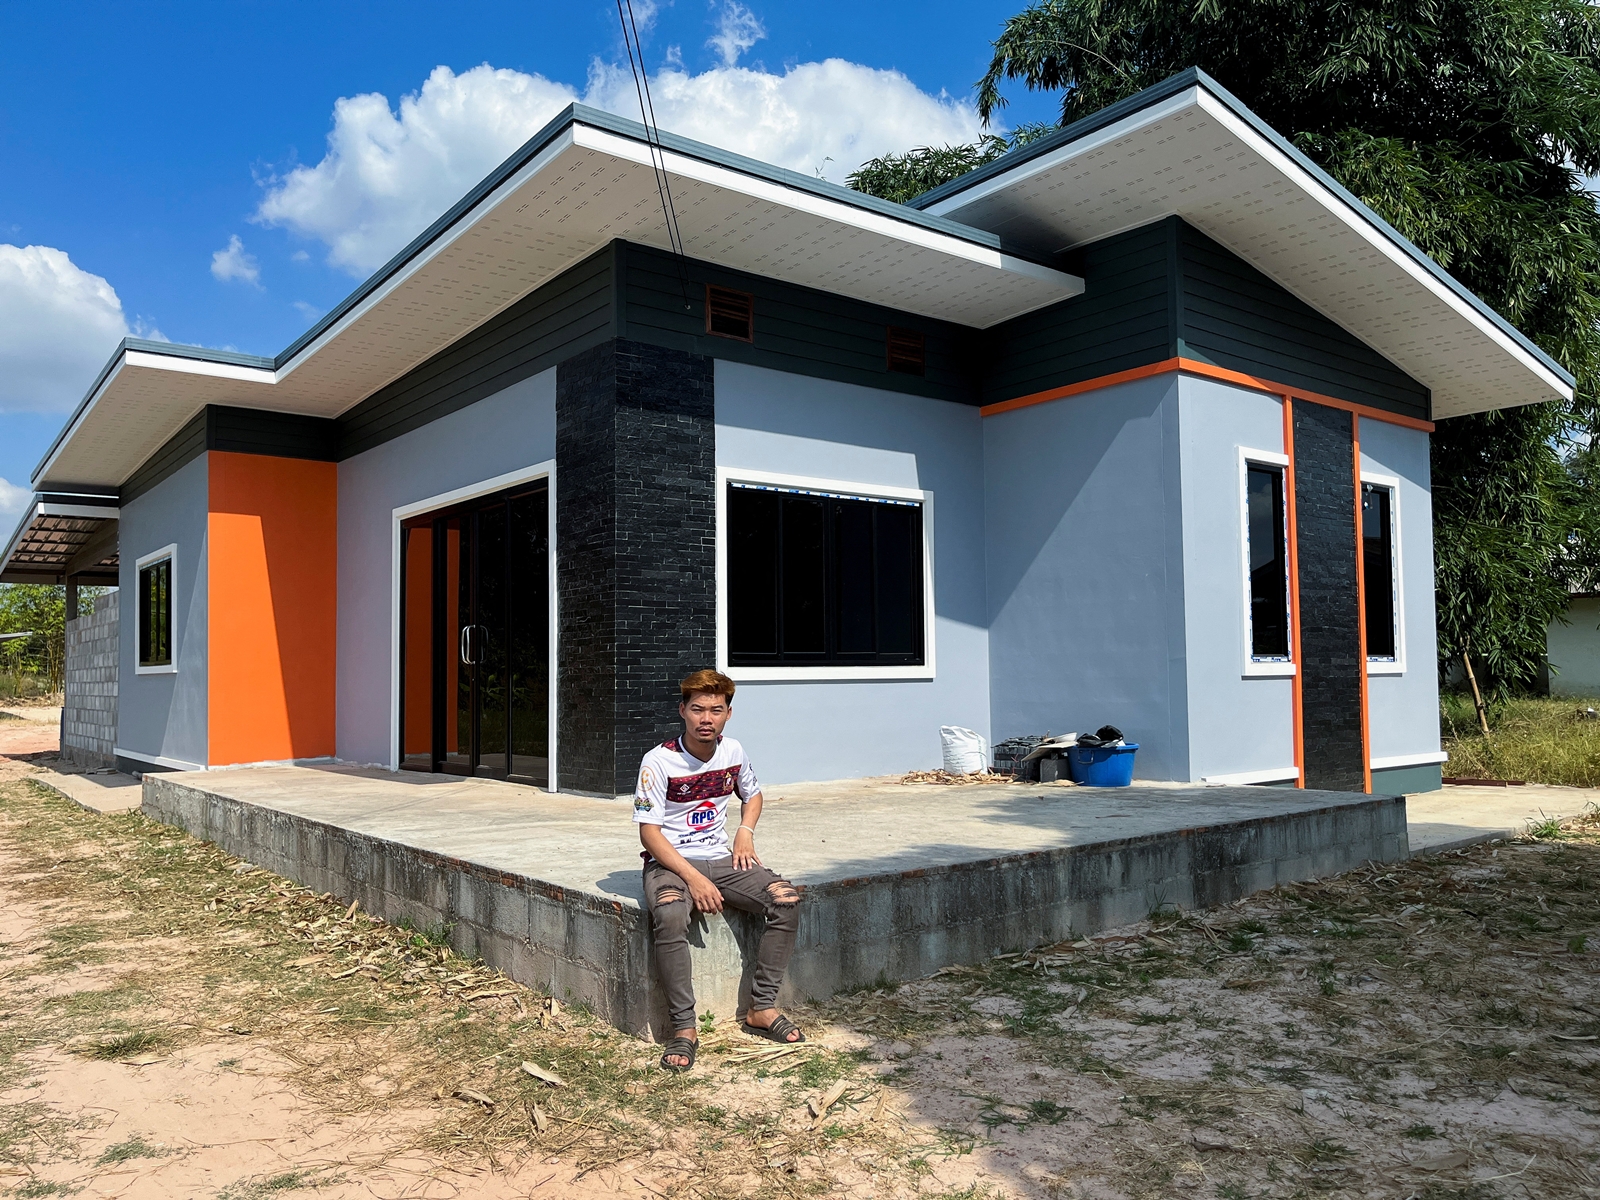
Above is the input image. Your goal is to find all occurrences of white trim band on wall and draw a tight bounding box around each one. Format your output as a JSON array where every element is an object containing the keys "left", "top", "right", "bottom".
[
  {"left": 1370, "top": 751, "right": 1448, "bottom": 770},
  {"left": 113, "top": 747, "right": 206, "bottom": 772},
  {"left": 1200, "top": 766, "right": 1300, "bottom": 786}
]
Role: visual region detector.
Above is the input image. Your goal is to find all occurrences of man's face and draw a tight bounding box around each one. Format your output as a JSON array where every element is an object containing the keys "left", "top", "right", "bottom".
[{"left": 680, "top": 692, "right": 732, "bottom": 743}]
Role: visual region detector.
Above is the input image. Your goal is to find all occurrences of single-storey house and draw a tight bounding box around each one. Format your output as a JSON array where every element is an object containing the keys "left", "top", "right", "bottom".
[{"left": 2, "top": 69, "right": 1570, "bottom": 796}]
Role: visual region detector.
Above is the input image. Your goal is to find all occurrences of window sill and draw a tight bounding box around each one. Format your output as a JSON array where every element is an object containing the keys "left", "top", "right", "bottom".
[
  {"left": 1242, "top": 660, "right": 1295, "bottom": 678},
  {"left": 726, "top": 664, "right": 934, "bottom": 682},
  {"left": 1367, "top": 660, "right": 1405, "bottom": 676},
  {"left": 135, "top": 663, "right": 177, "bottom": 676}
]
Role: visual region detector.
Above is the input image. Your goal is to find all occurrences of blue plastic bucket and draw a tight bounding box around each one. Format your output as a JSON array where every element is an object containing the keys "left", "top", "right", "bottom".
[{"left": 1066, "top": 743, "right": 1139, "bottom": 787}]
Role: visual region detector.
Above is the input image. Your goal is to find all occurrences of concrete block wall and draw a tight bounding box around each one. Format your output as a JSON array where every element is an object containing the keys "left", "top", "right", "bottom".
[{"left": 63, "top": 591, "right": 119, "bottom": 769}]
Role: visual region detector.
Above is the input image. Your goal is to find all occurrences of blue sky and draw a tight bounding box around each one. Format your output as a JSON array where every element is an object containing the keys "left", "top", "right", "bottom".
[{"left": 0, "top": 0, "right": 1062, "bottom": 510}]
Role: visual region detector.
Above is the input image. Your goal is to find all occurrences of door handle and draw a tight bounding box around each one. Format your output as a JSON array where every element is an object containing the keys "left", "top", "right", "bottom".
[{"left": 459, "top": 625, "right": 471, "bottom": 666}]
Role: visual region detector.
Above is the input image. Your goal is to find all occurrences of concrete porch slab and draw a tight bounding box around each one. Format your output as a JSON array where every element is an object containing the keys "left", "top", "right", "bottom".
[{"left": 141, "top": 766, "right": 1407, "bottom": 1039}]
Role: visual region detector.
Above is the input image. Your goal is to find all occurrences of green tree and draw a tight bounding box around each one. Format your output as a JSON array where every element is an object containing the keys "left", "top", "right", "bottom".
[
  {"left": 0, "top": 584, "right": 106, "bottom": 694},
  {"left": 851, "top": 0, "right": 1600, "bottom": 692},
  {"left": 845, "top": 124, "right": 1054, "bottom": 205}
]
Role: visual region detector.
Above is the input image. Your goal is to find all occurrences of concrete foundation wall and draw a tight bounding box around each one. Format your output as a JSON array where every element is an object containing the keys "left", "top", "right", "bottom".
[
  {"left": 984, "top": 375, "right": 1190, "bottom": 778},
  {"left": 1359, "top": 418, "right": 1442, "bottom": 768},
  {"left": 143, "top": 770, "right": 1407, "bottom": 1040},
  {"left": 335, "top": 370, "right": 557, "bottom": 768},
  {"left": 714, "top": 361, "right": 991, "bottom": 783},
  {"left": 62, "top": 591, "right": 119, "bottom": 769},
  {"left": 117, "top": 453, "right": 210, "bottom": 769},
  {"left": 1177, "top": 377, "right": 1297, "bottom": 782}
]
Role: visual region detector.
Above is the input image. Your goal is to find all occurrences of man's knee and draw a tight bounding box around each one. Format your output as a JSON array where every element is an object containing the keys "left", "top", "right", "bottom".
[
  {"left": 650, "top": 888, "right": 691, "bottom": 936},
  {"left": 764, "top": 879, "right": 800, "bottom": 928}
]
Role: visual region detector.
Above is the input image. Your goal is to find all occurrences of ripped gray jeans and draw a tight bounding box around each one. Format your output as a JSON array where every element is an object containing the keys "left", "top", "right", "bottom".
[{"left": 643, "top": 855, "right": 800, "bottom": 1031}]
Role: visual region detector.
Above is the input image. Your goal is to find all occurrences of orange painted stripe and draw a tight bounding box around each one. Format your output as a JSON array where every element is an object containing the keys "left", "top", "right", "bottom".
[
  {"left": 1283, "top": 397, "right": 1306, "bottom": 789},
  {"left": 1352, "top": 413, "right": 1373, "bottom": 794},
  {"left": 981, "top": 357, "right": 1437, "bottom": 433}
]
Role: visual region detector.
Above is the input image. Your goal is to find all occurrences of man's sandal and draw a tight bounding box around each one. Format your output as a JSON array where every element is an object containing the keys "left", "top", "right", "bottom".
[
  {"left": 743, "top": 1014, "right": 805, "bottom": 1044},
  {"left": 659, "top": 1036, "right": 698, "bottom": 1072}
]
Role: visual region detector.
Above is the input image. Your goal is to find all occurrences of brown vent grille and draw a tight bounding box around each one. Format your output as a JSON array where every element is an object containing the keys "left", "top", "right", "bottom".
[
  {"left": 706, "top": 285, "right": 754, "bottom": 341},
  {"left": 886, "top": 326, "right": 926, "bottom": 376}
]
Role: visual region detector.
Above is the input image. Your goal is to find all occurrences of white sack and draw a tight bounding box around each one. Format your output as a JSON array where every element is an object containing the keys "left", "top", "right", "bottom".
[{"left": 940, "top": 725, "right": 989, "bottom": 775}]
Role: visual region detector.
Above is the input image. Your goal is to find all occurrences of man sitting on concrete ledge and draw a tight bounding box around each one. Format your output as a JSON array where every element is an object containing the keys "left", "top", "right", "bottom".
[{"left": 635, "top": 669, "right": 803, "bottom": 1071}]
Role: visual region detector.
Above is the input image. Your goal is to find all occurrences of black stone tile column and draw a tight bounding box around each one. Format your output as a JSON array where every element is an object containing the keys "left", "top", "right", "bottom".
[
  {"left": 1292, "top": 400, "right": 1366, "bottom": 792},
  {"left": 556, "top": 339, "right": 716, "bottom": 795}
]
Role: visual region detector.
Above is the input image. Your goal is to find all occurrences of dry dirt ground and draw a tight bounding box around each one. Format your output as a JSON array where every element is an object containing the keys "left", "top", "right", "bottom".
[{"left": 1, "top": 750, "right": 1597, "bottom": 1200}]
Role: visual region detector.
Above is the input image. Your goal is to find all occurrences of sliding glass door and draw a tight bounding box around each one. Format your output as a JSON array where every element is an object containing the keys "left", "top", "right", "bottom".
[{"left": 400, "top": 481, "right": 549, "bottom": 785}]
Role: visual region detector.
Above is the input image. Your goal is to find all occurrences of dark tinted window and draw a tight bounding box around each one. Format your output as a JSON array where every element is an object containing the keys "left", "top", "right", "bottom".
[
  {"left": 138, "top": 556, "right": 172, "bottom": 668},
  {"left": 1246, "top": 465, "right": 1289, "bottom": 659},
  {"left": 1362, "top": 483, "right": 1396, "bottom": 658},
  {"left": 728, "top": 484, "right": 924, "bottom": 666}
]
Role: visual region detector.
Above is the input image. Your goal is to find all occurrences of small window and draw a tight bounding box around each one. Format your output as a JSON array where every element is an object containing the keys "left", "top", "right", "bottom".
[
  {"left": 886, "top": 326, "right": 926, "bottom": 376},
  {"left": 706, "top": 285, "right": 754, "bottom": 341},
  {"left": 138, "top": 552, "right": 173, "bottom": 669},
  {"left": 727, "top": 483, "right": 923, "bottom": 666},
  {"left": 1362, "top": 483, "right": 1397, "bottom": 659},
  {"left": 1245, "top": 464, "right": 1290, "bottom": 659}
]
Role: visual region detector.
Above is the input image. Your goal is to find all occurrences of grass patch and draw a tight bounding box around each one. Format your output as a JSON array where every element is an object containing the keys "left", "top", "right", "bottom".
[
  {"left": 95, "top": 1136, "right": 168, "bottom": 1165},
  {"left": 1442, "top": 692, "right": 1600, "bottom": 786},
  {"left": 81, "top": 1030, "right": 164, "bottom": 1060}
]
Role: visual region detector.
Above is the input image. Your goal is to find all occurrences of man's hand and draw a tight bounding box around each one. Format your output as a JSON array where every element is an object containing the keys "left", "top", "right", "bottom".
[
  {"left": 731, "top": 826, "right": 761, "bottom": 870},
  {"left": 686, "top": 870, "right": 724, "bottom": 913}
]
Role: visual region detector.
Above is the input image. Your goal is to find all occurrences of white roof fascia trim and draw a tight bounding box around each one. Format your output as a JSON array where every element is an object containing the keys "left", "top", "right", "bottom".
[
  {"left": 273, "top": 128, "right": 580, "bottom": 384},
  {"left": 33, "top": 357, "right": 128, "bottom": 489},
  {"left": 1195, "top": 92, "right": 1573, "bottom": 403},
  {"left": 1371, "top": 751, "right": 1449, "bottom": 769},
  {"left": 573, "top": 124, "right": 1084, "bottom": 293},
  {"left": 922, "top": 88, "right": 1203, "bottom": 220},
  {"left": 37, "top": 503, "right": 120, "bottom": 520},
  {"left": 123, "top": 350, "right": 276, "bottom": 385}
]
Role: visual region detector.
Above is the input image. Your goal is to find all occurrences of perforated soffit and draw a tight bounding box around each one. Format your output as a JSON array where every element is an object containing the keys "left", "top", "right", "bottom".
[
  {"left": 36, "top": 121, "right": 1083, "bottom": 492},
  {"left": 922, "top": 86, "right": 1572, "bottom": 421}
]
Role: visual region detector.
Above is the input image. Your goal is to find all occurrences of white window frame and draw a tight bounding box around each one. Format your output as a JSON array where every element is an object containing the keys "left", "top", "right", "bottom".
[
  {"left": 1360, "top": 469, "right": 1405, "bottom": 675},
  {"left": 716, "top": 465, "right": 936, "bottom": 682},
  {"left": 388, "top": 460, "right": 558, "bottom": 783},
  {"left": 134, "top": 543, "right": 179, "bottom": 675},
  {"left": 1237, "top": 448, "right": 1295, "bottom": 678}
]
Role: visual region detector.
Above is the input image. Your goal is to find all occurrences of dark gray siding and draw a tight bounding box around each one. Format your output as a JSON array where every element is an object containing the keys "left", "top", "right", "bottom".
[
  {"left": 122, "top": 411, "right": 207, "bottom": 503},
  {"left": 335, "top": 245, "right": 615, "bottom": 458},
  {"left": 620, "top": 242, "right": 980, "bottom": 403},
  {"left": 1176, "top": 222, "right": 1429, "bottom": 420},
  {"left": 120, "top": 406, "right": 339, "bottom": 504},
  {"left": 981, "top": 222, "right": 1172, "bottom": 406}
]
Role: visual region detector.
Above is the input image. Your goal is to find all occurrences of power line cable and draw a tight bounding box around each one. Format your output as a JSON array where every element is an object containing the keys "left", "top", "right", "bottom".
[{"left": 615, "top": 0, "right": 693, "bottom": 311}]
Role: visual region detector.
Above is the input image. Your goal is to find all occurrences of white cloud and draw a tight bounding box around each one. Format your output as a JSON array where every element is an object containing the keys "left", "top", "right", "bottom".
[
  {"left": 707, "top": 1, "right": 764, "bottom": 66},
  {"left": 0, "top": 477, "right": 29, "bottom": 519},
  {"left": 255, "top": 65, "right": 580, "bottom": 276},
  {"left": 211, "top": 234, "right": 261, "bottom": 285},
  {"left": 0, "top": 245, "right": 130, "bottom": 413},
  {"left": 255, "top": 58, "right": 985, "bottom": 276},
  {"left": 292, "top": 300, "right": 323, "bottom": 321}
]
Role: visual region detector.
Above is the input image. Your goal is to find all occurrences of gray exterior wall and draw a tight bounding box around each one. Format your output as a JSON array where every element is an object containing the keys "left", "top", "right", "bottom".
[
  {"left": 335, "top": 370, "right": 557, "bottom": 769},
  {"left": 1548, "top": 597, "right": 1600, "bottom": 698},
  {"left": 1176, "top": 376, "right": 1297, "bottom": 781},
  {"left": 714, "top": 361, "right": 991, "bottom": 784},
  {"left": 1359, "top": 417, "right": 1443, "bottom": 771},
  {"left": 117, "top": 452, "right": 209, "bottom": 768},
  {"left": 62, "top": 590, "right": 118, "bottom": 769},
  {"left": 984, "top": 374, "right": 1191, "bottom": 779}
]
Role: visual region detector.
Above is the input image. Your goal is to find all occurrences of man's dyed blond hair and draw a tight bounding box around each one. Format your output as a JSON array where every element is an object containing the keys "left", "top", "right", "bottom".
[{"left": 679, "top": 668, "right": 735, "bottom": 703}]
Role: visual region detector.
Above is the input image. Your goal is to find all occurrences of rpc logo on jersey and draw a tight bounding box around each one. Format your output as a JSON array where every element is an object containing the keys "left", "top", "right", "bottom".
[{"left": 686, "top": 801, "right": 719, "bottom": 829}]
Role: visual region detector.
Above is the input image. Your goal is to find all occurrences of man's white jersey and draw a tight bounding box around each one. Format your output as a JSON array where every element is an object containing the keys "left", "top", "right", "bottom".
[{"left": 633, "top": 735, "right": 761, "bottom": 860}]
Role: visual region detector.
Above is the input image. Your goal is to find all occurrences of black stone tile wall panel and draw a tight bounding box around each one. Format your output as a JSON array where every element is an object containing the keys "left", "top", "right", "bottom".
[
  {"left": 1292, "top": 400, "right": 1366, "bottom": 792},
  {"left": 556, "top": 338, "right": 716, "bottom": 795}
]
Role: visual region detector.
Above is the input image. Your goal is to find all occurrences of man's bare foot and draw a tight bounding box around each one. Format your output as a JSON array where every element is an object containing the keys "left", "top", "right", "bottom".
[
  {"left": 662, "top": 1028, "right": 698, "bottom": 1069},
  {"left": 744, "top": 1007, "right": 804, "bottom": 1043}
]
